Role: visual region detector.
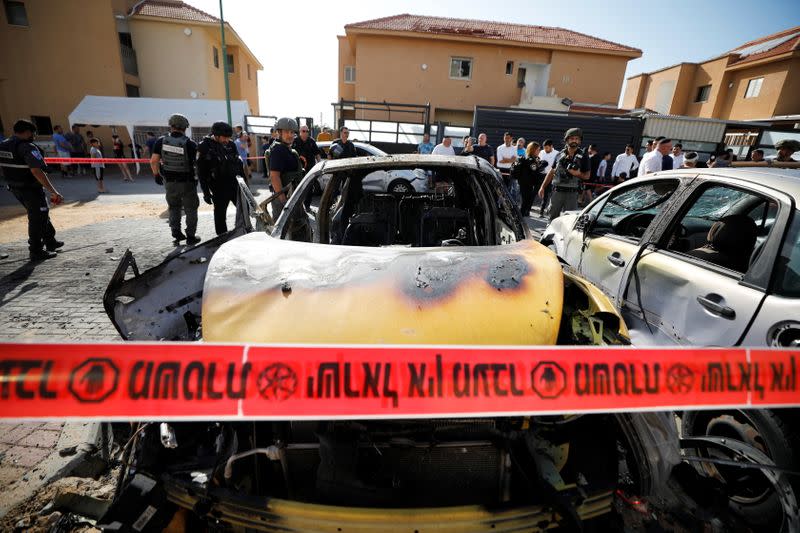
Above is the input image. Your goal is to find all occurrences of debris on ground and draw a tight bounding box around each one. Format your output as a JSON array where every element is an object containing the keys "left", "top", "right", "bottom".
[{"left": 0, "top": 467, "right": 119, "bottom": 533}]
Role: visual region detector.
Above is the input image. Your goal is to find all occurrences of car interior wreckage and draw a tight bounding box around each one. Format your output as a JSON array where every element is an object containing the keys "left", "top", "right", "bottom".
[{"left": 101, "top": 156, "right": 799, "bottom": 531}]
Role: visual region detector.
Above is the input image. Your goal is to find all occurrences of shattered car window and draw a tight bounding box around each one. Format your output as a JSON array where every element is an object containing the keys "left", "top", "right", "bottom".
[{"left": 591, "top": 180, "right": 678, "bottom": 240}]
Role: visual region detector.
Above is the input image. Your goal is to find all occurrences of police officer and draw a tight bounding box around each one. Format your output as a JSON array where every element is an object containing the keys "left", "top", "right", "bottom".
[
  {"left": 151, "top": 113, "right": 200, "bottom": 244},
  {"left": 198, "top": 121, "right": 243, "bottom": 235},
  {"left": 268, "top": 117, "right": 305, "bottom": 215},
  {"left": 538, "top": 128, "right": 590, "bottom": 221},
  {"left": 775, "top": 139, "right": 800, "bottom": 162},
  {"left": 0, "top": 120, "right": 64, "bottom": 260}
]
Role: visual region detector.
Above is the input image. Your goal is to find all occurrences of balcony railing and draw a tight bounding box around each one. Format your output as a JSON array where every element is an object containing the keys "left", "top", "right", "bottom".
[{"left": 120, "top": 44, "right": 138, "bottom": 76}]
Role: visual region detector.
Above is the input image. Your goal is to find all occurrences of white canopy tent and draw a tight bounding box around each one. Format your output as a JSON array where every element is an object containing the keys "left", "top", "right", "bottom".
[{"left": 68, "top": 95, "right": 252, "bottom": 171}]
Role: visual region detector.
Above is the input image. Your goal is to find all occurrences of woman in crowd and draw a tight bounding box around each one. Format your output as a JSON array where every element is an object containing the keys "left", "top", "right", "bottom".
[{"left": 112, "top": 134, "right": 134, "bottom": 182}]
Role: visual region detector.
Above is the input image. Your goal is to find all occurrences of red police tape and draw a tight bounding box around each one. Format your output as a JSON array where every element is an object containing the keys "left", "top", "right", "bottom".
[{"left": 1, "top": 343, "right": 798, "bottom": 420}]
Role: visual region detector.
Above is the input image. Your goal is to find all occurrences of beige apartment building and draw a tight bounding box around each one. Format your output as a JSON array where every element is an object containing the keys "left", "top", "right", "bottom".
[
  {"left": 0, "top": 0, "right": 261, "bottom": 142},
  {"left": 337, "top": 14, "right": 642, "bottom": 126},
  {"left": 622, "top": 26, "right": 800, "bottom": 121}
]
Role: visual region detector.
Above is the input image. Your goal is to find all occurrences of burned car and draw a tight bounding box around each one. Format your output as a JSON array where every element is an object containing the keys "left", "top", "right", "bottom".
[{"left": 102, "top": 156, "right": 778, "bottom": 531}]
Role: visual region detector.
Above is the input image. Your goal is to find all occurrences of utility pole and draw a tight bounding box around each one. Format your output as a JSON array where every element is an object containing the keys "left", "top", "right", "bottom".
[{"left": 219, "top": 0, "right": 232, "bottom": 124}]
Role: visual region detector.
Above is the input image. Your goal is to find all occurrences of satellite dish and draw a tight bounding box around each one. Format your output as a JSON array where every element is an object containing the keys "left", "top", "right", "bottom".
[
  {"left": 190, "top": 91, "right": 198, "bottom": 99},
  {"left": 184, "top": 27, "right": 192, "bottom": 36}
]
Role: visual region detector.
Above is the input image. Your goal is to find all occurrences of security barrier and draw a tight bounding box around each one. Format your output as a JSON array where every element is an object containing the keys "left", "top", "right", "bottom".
[{"left": 1, "top": 343, "right": 797, "bottom": 420}]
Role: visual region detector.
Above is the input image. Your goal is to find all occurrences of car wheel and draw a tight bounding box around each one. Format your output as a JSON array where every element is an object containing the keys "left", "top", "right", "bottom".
[
  {"left": 388, "top": 179, "right": 413, "bottom": 195},
  {"left": 682, "top": 408, "right": 799, "bottom": 528}
]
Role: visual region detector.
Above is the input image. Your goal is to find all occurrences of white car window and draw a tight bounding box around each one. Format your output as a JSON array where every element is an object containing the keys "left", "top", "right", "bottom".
[
  {"left": 588, "top": 180, "right": 679, "bottom": 242},
  {"left": 664, "top": 184, "right": 775, "bottom": 274}
]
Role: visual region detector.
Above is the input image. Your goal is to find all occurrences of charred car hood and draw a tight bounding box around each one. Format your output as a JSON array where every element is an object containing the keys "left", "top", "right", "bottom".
[{"left": 202, "top": 234, "right": 564, "bottom": 344}]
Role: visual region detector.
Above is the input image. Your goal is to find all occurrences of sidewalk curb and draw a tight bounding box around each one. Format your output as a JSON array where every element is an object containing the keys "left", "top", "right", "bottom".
[{"left": 0, "top": 422, "right": 105, "bottom": 519}]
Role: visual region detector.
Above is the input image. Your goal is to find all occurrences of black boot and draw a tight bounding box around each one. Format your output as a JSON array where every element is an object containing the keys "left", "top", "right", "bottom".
[
  {"left": 171, "top": 231, "right": 187, "bottom": 242},
  {"left": 30, "top": 249, "right": 58, "bottom": 261},
  {"left": 45, "top": 240, "right": 64, "bottom": 251},
  {"left": 186, "top": 235, "right": 201, "bottom": 245}
]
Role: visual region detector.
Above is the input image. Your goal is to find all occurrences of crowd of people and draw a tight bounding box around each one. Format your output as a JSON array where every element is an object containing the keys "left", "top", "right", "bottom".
[
  {"left": 2, "top": 113, "right": 799, "bottom": 262},
  {"left": 414, "top": 129, "right": 799, "bottom": 221}
]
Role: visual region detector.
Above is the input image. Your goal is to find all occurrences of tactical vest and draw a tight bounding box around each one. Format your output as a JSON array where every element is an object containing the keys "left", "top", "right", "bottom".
[
  {"left": 552, "top": 148, "right": 583, "bottom": 189},
  {"left": 266, "top": 143, "right": 304, "bottom": 188},
  {"left": 0, "top": 137, "right": 38, "bottom": 188},
  {"left": 160, "top": 134, "right": 192, "bottom": 177}
]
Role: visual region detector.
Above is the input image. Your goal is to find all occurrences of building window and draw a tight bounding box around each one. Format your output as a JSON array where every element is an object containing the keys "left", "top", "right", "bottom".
[
  {"left": 30, "top": 116, "right": 52, "bottom": 135},
  {"left": 694, "top": 84, "right": 711, "bottom": 102},
  {"left": 212, "top": 46, "right": 219, "bottom": 68},
  {"left": 745, "top": 77, "right": 763, "bottom": 98},
  {"left": 344, "top": 65, "right": 356, "bottom": 83},
  {"left": 247, "top": 63, "right": 251, "bottom": 80},
  {"left": 449, "top": 57, "right": 472, "bottom": 80},
  {"left": 4, "top": 1, "right": 28, "bottom": 26},
  {"left": 227, "top": 54, "right": 234, "bottom": 73},
  {"left": 126, "top": 84, "right": 140, "bottom": 97},
  {"left": 118, "top": 31, "right": 133, "bottom": 47},
  {"left": 505, "top": 61, "right": 514, "bottom": 75}
]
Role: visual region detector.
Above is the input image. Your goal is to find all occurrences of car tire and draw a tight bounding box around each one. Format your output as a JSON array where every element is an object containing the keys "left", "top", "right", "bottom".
[
  {"left": 681, "top": 408, "right": 799, "bottom": 528},
  {"left": 388, "top": 179, "right": 413, "bottom": 195}
]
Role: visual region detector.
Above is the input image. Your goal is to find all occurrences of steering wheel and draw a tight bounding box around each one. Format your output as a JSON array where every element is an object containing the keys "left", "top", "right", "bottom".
[
  {"left": 441, "top": 239, "right": 465, "bottom": 246},
  {"left": 615, "top": 213, "right": 655, "bottom": 238}
]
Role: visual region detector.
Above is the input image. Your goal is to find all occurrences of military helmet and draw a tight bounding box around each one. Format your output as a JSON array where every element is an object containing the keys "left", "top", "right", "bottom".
[
  {"left": 211, "top": 121, "right": 233, "bottom": 137},
  {"left": 168, "top": 113, "right": 190, "bottom": 130},
  {"left": 564, "top": 127, "right": 582, "bottom": 140},
  {"left": 275, "top": 117, "right": 298, "bottom": 132}
]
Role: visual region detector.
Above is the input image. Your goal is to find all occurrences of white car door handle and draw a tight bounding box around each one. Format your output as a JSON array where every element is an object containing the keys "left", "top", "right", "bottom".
[
  {"left": 697, "top": 295, "right": 736, "bottom": 319},
  {"left": 607, "top": 253, "right": 625, "bottom": 267}
]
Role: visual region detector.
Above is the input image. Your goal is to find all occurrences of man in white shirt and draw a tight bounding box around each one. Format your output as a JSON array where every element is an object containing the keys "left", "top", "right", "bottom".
[
  {"left": 612, "top": 144, "right": 639, "bottom": 178},
  {"left": 496, "top": 131, "right": 518, "bottom": 189},
  {"left": 538, "top": 139, "right": 558, "bottom": 216},
  {"left": 640, "top": 137, "right": 673, "bottom": 176},
  {"left": 431, "top": 136, "right": 455, "bottom": 156},
  {"left": 671, "top": 143, "right": 684, "bottom": 169}
]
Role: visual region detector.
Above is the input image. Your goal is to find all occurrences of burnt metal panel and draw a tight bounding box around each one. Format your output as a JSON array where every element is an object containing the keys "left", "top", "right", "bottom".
[{"left": 473, "top": 106, "right": 643, "bottom": 153}]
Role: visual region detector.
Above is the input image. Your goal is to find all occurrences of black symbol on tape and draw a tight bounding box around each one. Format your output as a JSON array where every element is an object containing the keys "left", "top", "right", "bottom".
[
  {"left": 69, "top": 358, "right": 119, "bottom": 403},
  {"left": 531, "top": 361, "right": 566, "bottom": 399},
  {"left": 666, "top": 364, "right": 694, "bottom": 395},
  {"left": 257, "top": 363, "right": 298, "bottom": 401}
]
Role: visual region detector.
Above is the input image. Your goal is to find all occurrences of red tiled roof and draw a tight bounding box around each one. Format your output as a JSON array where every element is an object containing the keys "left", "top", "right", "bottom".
[
  {"left": 132, "top": 0, "right": 219, "bottom": 24},
  {"left": 346, "top": 14, "right": 641, "bottom": 55},
  {"left": 727, "top": 25, "right": 800, "bottom": 66}
]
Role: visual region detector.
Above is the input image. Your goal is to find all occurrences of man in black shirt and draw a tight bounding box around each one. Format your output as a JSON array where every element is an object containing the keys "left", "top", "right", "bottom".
[
  {"left": 198, "top": 122, "right": 243, "bottom": 235},
  {"left": 151, "top": 113, "right": 199, "bottom": 244},
  {"left": 292, "top": 124, "right": 322, "bottom": 208},
  {"left": 269, "top": 117, "right": 304, "bottom": 215},
  {"left": 0, "top": 120, "right": 64, "bottom": 260},
  {"left": 472, "top": 133, "right": 495, "bottom": 165},
  {"left": 328, "top": 126, "right": 357, "bottom": 159}
]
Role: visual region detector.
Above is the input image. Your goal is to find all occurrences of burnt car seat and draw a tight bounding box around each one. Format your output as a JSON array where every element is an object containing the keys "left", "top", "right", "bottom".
[{"left": 685, "top": 214, "right": 757, "bottom": 273}]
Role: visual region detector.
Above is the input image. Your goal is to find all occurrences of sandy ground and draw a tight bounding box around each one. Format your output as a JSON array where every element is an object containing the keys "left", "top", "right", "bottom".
[{"left": 0, "top": 201, "right": 213, "bottom": 244}]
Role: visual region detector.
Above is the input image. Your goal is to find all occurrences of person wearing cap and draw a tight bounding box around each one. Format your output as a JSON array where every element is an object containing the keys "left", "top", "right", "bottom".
[
  {"left": 151, "top": 113, "right": 200, "bottom": 245},
  {"left": 538, "top": 127, "right": 590, "bottom": 221},
  {"left": 775, "top": 139, "right": 800, "bottom": 162},
  {"left": 198, "top": 121, "right": 243, "bottom": 235},
  {"left": 328, "top": 126, "right": 357, "bottom": 159},
  {"left": 639, "top": 137, "right": 673, "bottom": 176},
  {"left": 269, "top": 117, "right": 305, "bottom": 215},
  {"left": 0, "top": 119, "right": 64, "bottom": 260},
  {"left": 682, "top": 152, "right": 701, "bottom": 168}
]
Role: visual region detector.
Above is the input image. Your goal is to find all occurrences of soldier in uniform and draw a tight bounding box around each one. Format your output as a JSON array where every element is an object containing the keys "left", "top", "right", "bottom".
[
  {"left": 0, "top": 119, "right": 64, "bottom": 260},
  {"left": 538, "top": 128, "right": 590, "bottom": 221},
  {"left": 150, "top": 113, "right": 200, "bottom": 244},
  {"left": 268, "top": 117, "right": 305, "bottom": 215},
  {"left": 198, "top": 121, "right": 243, "bottom": 235}
]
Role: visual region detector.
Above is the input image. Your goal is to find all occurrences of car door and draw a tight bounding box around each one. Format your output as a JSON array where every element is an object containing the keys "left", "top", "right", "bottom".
[
  {"left": 577, "top": 178, "right": 681, "bottom": 304},
  {"left": 621, "top": 180, "right": 787, "bottom": 346}
]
